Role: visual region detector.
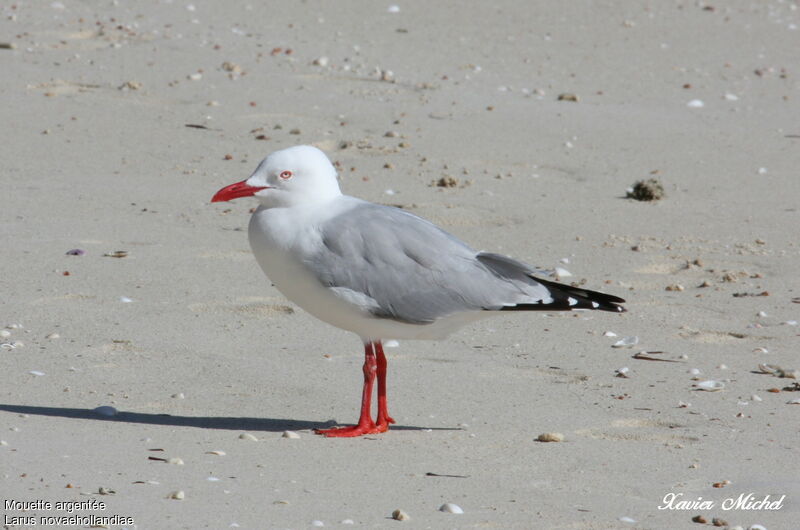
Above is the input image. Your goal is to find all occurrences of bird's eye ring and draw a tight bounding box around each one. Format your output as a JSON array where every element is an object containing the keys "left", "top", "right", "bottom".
[{"left": 279, "top": 170, "right": 293, "bottom": 180}]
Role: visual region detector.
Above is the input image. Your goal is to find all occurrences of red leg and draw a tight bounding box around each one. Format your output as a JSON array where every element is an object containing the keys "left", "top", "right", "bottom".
[
  {"left": 316, "top": 342, "right": 382, "bottom": 437},
  {"left": 375, "top": 341, "right": 395, "bottom": 430}
]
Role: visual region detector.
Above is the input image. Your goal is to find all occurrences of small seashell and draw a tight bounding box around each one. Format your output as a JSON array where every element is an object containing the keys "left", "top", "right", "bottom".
[
  {"left": 93, "top": 406, "right": 118, "bottom": 417},
  {"left": 282, "top": 430, "right": 300, "bottom": 439},
  {"left": 687, "top": 99, "right": 705, "bottom": 108},
  {"left": 536, "top": 432, "right": 565, "bottom": 442},
  {"left": 104, "top": 250, "right": 128, "bottom": 258},
  {"left": 724, "top": 93, "right": 739, "bottom": 101},
  {"left": 678, "top": 401, "right": 691, "bottom": 408},
  {"left": 752, "top": 395, "right": 762, "bottom": 402},
  {"left": 757, "top": 364, "right": 779, "bottom": 374},
  {"left": 753, "top": 347, "right": 768, "bottom": 354},
  {"left": 206, "top": 450, "right": 226, "bottom": 456},
  {"left": 167, "top": 457, "right": 184, "bottom": 465},
  {"left": 29, "top": 370, "right": 45, "bottom": 376},
  {"left": 188, "top": 73, "right": 202, "bottom": 81},
  {"left": 439, "top": 503, "right": 464, "bottom": 514},
  {"left": 239, "top": 432, "right": 258, "bottom": 441},
  {"left": 615, "top": 367, "right": 630, "bottom": 378},
  {"left": 6, "top": 324, "right": 23, "bottom": 329},
  {"left": 206, "top": 476, "right": 220, "bottom": 481},
  {"left": 0, "top": 330, "right": 10, "bottom": 338},
  {"left": 168, "top": 490, "right": 185, "bottom": 500},
  {"left": 694, "top": 380, "right": 725, "bottom": 392},
  {"left": 119, "top": 296, "right": 133, "bottom": 303},
  {"left": 383, "top": 339, "right": 400, "bottom": 348},
  {"left": 391, "top": 509, "right": 410, "bottom": 521},
  {"left": 619, "top": 516, "right": 637, "bottom": 524},
  {"left": 341, "top": 520, "right": 354, "bottom": 525},
  {"left": 689, "top": 368, "right": 701, "bottom": 376},
  {"left": 612, "top": 336, "right": 639, "bottom": 348},
  {"left": 782, "top": 320, "right": 798, "bottom": 326},
  {"left": 603, "top": 331, "right": 618, "bottom": 337},
  {"left": 757, "top": 311, "right": 768, "bottom": 317},
  {"left": 45, "top": 332, "right": 60, "bottom": 339},
  {"left": 171, "top": 392, "right": 185, "bottom": 399},
  {"left": 748, "top": 525, "right": 767, "bottom": 530},
  {"left": 787, "top": 398, "right": 800, "bottom": 405}
]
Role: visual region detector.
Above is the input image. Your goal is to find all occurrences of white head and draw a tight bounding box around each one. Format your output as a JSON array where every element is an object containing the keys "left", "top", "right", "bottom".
[{"left": 211, "top": 145, "right": 342, "bottom": 208}]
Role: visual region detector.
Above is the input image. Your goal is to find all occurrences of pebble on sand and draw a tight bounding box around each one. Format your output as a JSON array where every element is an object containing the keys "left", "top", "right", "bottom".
[
  {"left": 282, "top": 430, "right": 300, "bottom": 439},
  {"left": 439, "top": 503, "right": 464, "bottom": 514},
  {"left": 391, "top": 509, "right": 410, "bottom": 521},
  {"left": 626, "top": 179, "right": 664, "bottom": 201},
  {"left": 239, "top": 432, "right": 258, "bottom": 441},
  {"left": 536, "top": 432, "right": 565, "bottom": 442},
  {"left": 168, "top": 490, "right": 185, "bottom": 500}
]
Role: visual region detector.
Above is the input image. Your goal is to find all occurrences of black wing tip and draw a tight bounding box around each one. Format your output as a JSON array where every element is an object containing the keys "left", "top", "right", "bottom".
[{"left": 498, "top": 277, "right": 627, "bottom": 313}]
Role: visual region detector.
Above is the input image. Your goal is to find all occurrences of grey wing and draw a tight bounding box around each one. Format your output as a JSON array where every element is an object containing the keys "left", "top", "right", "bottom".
[{"left": 305, "top": 203, "right": 554, "bottom": 323}]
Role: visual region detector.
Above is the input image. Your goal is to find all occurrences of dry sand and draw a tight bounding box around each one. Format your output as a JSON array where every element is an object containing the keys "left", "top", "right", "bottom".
[{"left": 1, "top": 1, "right": 799, "bottom": 528}]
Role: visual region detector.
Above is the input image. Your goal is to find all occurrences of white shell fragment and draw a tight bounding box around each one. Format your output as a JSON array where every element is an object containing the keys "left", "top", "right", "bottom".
[
  {"left": 694, "top": 380, "right": 725, "bottom": 392},
  {"left": 687, "top": 99, "right": 705, "bottom": 108},
  {"left": 206, "top": 450, "right": 226, "bottom": 456},
  {"left": 603, "top": 331, "right": 618, "bottom": 337},
  {"left": 29, "top": 370, "right": 45, "bottom": 376},
  {"left": 612, "top": 336, "right": 639, "bottom": 348},
  {"left": 93, "top": 406, "right": 118, "bottom": 417},
  {"left": 554, "top": 267, "right": 572, "bottom": 278},
  {"left": 282, "top": 430, "right": 300, "bottom": 439},
  {"left": 391, "top": 509, "right": 410, "bottom": 521},
  {"left": 615, "top": 367, "right": 630, "bottom": 378},
  {"left": 439, "top": 503, "right": 464, "bottom": 514},
  {"left": 0, "top": 330, "right": 11, "bottom": 338},
  {"left": 787, "top": 398, "right": 800, "bottom": 405},
  {"left": 167, "top": 457, "right": 184, "bottom": 465},
  {"left": 619, "top": 516, "right": 637, "bottom": 524},
  {"left": 168, "top": 490, "right": 185, "bottom": 500},
  {"left": 239, "top": 432, "right": 258, "bottom": 441}
]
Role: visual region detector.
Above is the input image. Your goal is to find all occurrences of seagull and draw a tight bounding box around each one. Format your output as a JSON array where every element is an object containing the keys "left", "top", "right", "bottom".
[{"left": 211, "top": 145, "right": 625, "bottom": 437}]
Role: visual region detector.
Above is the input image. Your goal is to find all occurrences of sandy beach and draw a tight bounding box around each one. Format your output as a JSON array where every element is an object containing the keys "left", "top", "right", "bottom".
[{"left": 1, "top": 1, "right": 798, "bottom": 528}]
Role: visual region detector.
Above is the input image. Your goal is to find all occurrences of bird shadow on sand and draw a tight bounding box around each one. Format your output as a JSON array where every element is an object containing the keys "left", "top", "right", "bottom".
[{"left": 0, "top": 404, "right": 460, "bottom": 433}]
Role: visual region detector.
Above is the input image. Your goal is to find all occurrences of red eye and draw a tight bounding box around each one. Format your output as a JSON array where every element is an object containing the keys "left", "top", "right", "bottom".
[{"left": 279, "top": 170, "right": 293, "bottom": 180}]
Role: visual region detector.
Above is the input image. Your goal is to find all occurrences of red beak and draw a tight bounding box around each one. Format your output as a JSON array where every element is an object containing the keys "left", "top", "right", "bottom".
[{"left": 211, "top": 180, "right": 268, "bottom": 203}]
